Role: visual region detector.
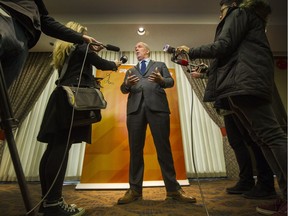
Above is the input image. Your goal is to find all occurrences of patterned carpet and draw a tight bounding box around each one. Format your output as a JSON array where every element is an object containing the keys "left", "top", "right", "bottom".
[{"left": 0, "top": 178, "right": 280, "bottom": 216}]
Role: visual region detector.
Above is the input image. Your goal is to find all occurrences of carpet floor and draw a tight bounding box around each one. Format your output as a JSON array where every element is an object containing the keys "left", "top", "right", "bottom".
[{"left": 0, "top": 178, "right": 280, "bottom": 216}]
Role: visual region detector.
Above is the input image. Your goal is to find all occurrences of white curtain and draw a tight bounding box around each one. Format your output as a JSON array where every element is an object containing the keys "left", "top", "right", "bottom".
[
  {"left": 0, "top": 51, "right": 226, "bottom": 181},
  {"left": 174, "top": 64, "right": 226, "bottom": 178}
]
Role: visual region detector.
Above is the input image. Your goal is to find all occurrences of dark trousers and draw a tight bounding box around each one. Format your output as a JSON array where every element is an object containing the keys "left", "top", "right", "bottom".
[
  {"left": 224, "top": 114, "right": 275, "bottom": 190},
  {"left": 228, "top": 95, "right": 287, "bottom": 198},
  {"left": 0, "top": 11, "right": 29, "bottom": 88},
  {"left": 127, "top": 100, "right": 180, "bottom": 193},
  {"left": 39, "top": 133, "right": 72, "bottom": 201}
]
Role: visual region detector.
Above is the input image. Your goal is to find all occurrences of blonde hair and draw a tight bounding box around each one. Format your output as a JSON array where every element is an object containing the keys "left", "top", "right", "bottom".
[{"left": 51, "top": 21, "right": 87, "bottom": 70}]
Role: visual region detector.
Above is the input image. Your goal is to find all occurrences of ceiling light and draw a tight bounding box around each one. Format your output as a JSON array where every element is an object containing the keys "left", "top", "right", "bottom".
[{"left": 137, "top": 27, "right": 145, "bottom": 35}]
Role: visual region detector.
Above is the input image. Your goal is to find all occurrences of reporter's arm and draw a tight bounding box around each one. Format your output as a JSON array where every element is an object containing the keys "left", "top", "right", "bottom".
[{"left": 40, "top": 15, "right": 92, "bottom": 45}]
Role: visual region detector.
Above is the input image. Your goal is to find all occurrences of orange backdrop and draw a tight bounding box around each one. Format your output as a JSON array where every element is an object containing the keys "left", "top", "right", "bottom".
[{"left": 79, "top": 65, "right": 187, "bottom": 185}]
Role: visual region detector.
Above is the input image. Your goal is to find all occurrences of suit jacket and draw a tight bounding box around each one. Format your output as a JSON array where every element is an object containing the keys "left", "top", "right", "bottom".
[{"left": 120, "top": 60, "right": 174, "bottom": 115}]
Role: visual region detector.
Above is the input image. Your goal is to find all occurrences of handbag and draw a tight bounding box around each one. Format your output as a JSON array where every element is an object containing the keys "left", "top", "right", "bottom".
[
  {"left": 58, "top": 45, "right": 106, "bottom": 126},
  {"left": 61, "top": 85, "right": 106, "bottom": 126},
  {"left": 61, "top": 86, "right": 107, "bottom": 110}
]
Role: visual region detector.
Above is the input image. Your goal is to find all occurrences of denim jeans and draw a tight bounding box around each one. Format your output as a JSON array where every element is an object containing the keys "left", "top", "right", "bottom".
[
  {"left": 0, "top": 11, "right": 28, "bottom": 88},
  {"left": 228, "top": 95, "right": 287, "bottom": 199}
]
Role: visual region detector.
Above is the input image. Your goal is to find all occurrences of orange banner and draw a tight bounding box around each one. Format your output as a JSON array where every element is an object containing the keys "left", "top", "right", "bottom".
[{"left": 79, "top": 65, "right": 187, "bottom": 188}]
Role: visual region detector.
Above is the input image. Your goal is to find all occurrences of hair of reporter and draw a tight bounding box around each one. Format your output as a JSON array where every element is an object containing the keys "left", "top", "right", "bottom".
[
  {"left": 52, "top": 21, "right": 87, "bottom": 71},
  {"left": 240, "top": 0, "right": 271, "bottom": 23}
]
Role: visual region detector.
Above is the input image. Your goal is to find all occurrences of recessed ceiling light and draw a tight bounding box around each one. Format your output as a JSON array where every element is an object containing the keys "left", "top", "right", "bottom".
[{"left": 137, "top": 27, "right": 145, "bottom": 35}]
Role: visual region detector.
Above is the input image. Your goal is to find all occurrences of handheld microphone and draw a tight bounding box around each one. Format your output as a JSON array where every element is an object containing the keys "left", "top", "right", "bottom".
[
  {"left": 163, "top": 44, "right": 175, "bottom": 54},
  {"left": 120, "top": 55, "right": 128, "bottom": 64},
  {"left": 90, "top": 42, "right": 120, "bottom": 52}
]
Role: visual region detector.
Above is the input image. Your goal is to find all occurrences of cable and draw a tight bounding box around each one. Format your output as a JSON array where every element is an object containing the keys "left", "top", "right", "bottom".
[
  {"left": 182, "top": 57, "right": 210, "bottom": 216},
  {"left": 26, "top": 43, "right": 91, "bottom": 215}
]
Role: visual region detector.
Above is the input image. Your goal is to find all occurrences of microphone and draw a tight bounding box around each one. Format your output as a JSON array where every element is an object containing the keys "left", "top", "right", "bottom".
[
  {"left": 163, "top": 44, "right": 175, "bottom": 54},
  {"left": 90, "top": 42, "right": 120, "bottom": 52},
  {"left": 105, "top": 44, "right": 120, "bottom": 52},
  {"left": 172, "top": 59, "right": 189, "bottom": 66},
  {"left": 120, "top": 55, "right": 128, "bottom": 64}
]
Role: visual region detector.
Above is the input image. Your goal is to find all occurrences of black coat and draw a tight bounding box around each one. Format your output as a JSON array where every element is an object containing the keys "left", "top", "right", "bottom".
[
  {"left": 0, "top": 0, "right": 84, "bottom": 48},
  {"left": 37, "top": 44, "right": 117, "bottom": 144},
  {"left": 188, "top": 7, "right": 274, "bottom": 104}
]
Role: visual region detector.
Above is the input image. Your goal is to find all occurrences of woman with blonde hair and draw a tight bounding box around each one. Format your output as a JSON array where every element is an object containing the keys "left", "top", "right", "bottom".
[{"left": 37, "top": 21, "right": 121, "bottom": 216}]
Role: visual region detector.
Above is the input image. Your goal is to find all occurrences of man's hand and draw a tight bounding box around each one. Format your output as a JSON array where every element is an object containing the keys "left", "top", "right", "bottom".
[
  {"left": 148, "top": 67, "right": 164, "bottom": 85},
  {"left": 125, "top": 70, "right": 139, "bottom": 87}
]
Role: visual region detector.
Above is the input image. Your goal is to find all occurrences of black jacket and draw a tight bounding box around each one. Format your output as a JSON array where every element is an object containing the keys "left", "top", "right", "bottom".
[
  {"left": 37, "top": 43, "right": 117, "bottom": 143},
  {"left": 0, "top": 0, "right": 84, "bottom": 48},
  {"left": 59, "top": 43, "right": 118, "bottom": 87},
  {"left": 188, "top": 7, "right": 274, "bottom": 103}
]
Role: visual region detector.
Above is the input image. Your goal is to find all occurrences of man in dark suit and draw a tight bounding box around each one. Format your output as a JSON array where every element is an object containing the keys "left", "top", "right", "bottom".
[{"left": 118, "top": 41, "right": 196, "bottom": 204}]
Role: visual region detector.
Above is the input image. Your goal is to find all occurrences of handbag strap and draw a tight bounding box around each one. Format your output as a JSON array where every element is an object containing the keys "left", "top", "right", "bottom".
[{"left": 57, "top": 45, "right": 76, "bottom": 85}]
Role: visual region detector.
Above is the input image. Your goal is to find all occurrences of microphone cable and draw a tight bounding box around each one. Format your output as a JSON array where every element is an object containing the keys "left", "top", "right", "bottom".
[
  {"left": 26, "top": 43, "right": 92, "bottom": 216},
  {"left": 181, "top": 52, "right": 210, "bottom": 216}
]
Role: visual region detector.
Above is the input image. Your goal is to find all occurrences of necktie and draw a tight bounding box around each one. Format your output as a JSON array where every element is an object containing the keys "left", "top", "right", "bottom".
[{"left": 140, "top": 60, "right": 146, "bottom": 74}]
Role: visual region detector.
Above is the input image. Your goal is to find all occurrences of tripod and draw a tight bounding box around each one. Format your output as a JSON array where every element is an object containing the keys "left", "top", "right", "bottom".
[{"left": 0, "top": 63, "right": 35, "bottom": 216}]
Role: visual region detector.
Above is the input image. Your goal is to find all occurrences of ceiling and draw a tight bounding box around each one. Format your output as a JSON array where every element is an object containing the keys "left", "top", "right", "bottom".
[{"left": 31, "top": 0, "right": 287, "bottom": 54}]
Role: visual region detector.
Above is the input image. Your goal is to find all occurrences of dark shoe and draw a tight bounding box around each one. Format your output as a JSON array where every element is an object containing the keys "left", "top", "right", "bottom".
[
  {"left": 256, "top": 199, "right": 286, "bottom": 215},
  {"left": 226, "top": 182, "right": 254, "bottom": 194},
  {"left": 117, "top": 189, "right": 142, "bottom": 204},
  {"left": 38, "top": 198, "right": 77, "bottom": 216},
  {"left": 242, "top": 185, "right": 278, "bottom": 200},
  {"left": 166, "top": 188, "right": 197, "bottom": 203},
  {"left": 43, "top": 197, "right": 85, "bottom": 216}
]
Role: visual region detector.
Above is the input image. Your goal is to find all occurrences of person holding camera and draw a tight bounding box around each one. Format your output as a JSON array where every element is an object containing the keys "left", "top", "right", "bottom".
[{"left": 176, "top": 0, "right": 287, "bottom": 215}]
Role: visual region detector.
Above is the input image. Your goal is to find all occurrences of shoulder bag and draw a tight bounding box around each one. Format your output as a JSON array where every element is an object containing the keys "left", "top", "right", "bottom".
[{"left": 58, "top": 45, "right": 107, "bottom": 126}]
